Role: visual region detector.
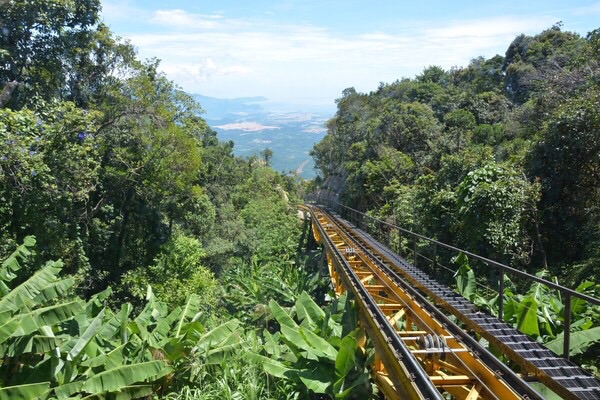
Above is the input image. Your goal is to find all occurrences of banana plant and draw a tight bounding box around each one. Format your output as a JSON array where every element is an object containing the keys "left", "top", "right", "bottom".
[
  {"left": 250, "top": 291, "right": 374, "bottom": 399},
  {"left": 223, "top": 256, "right": 323, "bottom": 326},
  {"left": 0, "top": 237, "right": 243, "bottom": 399},
  {"left": 0, "top": 237, "right": 173, "bottom": 399}
]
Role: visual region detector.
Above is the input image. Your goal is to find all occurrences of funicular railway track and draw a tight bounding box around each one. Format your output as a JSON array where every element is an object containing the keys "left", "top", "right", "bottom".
[{"left": 304, "top": 204, "right": 600, "bottom": 400}]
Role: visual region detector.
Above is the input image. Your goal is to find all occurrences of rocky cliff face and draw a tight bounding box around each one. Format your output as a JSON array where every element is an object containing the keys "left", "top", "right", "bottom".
[{"left": 306, "top": 167, "right": 348, "bottom": 209}]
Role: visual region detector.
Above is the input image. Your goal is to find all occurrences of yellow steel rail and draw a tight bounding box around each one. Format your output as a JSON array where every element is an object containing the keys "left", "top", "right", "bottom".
[{"left": 305, "top": 205, "right": 540, "bottom": 400}]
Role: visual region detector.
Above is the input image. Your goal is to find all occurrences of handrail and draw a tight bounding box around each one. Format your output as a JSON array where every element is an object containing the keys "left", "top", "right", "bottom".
[
  {"left": 338, "top": 203, "right": 600, "bottom": 306},
  {"left": 312, "top": 200, "right": 600, "bottom": 360}
]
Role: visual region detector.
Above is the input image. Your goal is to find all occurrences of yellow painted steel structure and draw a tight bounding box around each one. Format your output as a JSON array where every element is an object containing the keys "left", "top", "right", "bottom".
[{"left": 305, "top": 205, "right": 527, "bottom": 400}]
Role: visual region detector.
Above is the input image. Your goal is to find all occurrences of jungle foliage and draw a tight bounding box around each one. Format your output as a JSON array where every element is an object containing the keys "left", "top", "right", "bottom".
[
  {"left": 2, "top": 1, "right": 600, "bottom": 398},
  {"left": 311, "top": 24, "right": 600, "bottom": 283},
  {"left": 310, "top": 23, "right": 600, "bottom": 377},
  {"left": 1, "top": 2, "right": 361, "bottom": 398}
]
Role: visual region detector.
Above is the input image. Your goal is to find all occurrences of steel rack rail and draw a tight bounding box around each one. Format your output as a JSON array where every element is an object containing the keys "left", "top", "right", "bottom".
[
  {"left": 309, "top": 204, "right": 600, "bottom": 400},
  {"left": 308, "top": 205, "right": 543, "bottom": 400}
]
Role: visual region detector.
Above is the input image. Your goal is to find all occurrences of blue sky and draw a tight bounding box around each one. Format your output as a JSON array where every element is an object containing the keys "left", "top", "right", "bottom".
[{"left": 101, "top": 1, "right": 600, "bottom": 111}]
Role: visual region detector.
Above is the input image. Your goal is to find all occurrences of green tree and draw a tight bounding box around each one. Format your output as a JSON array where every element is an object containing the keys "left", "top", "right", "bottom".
[
  {"left": 0, "top": 1, "right": 138, "bottom": 108},
  {"left": 469, "top": 91, "right": 511, "bottom": 125},
  {"left": 453, "top": 55, "right": 505, "bottom": 94},
  {"left": 260, "top": 148, "right": 273, "bottom": 166},
  {"left": 360, "top": 146, "right": 414, "bottom": 208},
  {"left": 122, "top": 233, "right": 219, "bottom": 310},
  {"left": 588, "top": 28, "right": 600, "bottom": 61},
  {"left": 528, "top": 88, "right": 600, "bottom": 268},
  {"left": 0, "top": 101, "right": 102, "bottom": 271},
  {"left": 311, "top": 133, "right": 339, "bottom": 177},
  {"left": 503, "top": 34, "right": 534, "bottom": 103},
  {"left": 455, "top": 163, "right": 538, "bottom": 263},
  {"left": 443, "top": 109, "right": 476, "bottom": 152},
  {"left": 85, "top": 64, "right": 208, "bottom": 290},
  {"left": 416, "top": 65, "right": 449, "bottom": 85},
  {"left": 503, "top": 25, "right": 590, "bottom": 108},
  {"left": 379, "top": 99, "right": 441, "bottom": 165}
]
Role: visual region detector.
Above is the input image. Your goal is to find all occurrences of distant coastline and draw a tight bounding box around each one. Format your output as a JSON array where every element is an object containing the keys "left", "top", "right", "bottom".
[
  {"left": 195, "top": 93, "right": 329, "bottom": 179},
  {"left": 295, "top": 159, "right": 310, "bottom": 175},
  {"left": 213, "top": 122, "right": 280, "bottom": 132}
]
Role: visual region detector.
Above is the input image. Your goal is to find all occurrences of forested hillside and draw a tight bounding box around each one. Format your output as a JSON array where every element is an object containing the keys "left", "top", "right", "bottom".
[
  {"left": 0, "top": 2, "right": 366, "bottom": 399},
  {"left": 0, "top": 0, "right": 303, "bottom": 300},
  {"left": 312, "top": 24, "right": 600, "bottom": 285},
  {"left": 1, "top": 1, "right": 600, "bottom": 398}
]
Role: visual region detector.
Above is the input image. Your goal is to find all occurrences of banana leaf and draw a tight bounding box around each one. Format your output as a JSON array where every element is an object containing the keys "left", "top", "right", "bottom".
[
  {"left": 11, "top": 300, "right": 84, "bottom": 337},
  {"left": 0, "top": 261, "right": 63, "bottom": 313},
  {"left": 80, "top": 360, "right": 171, "bottom": 395},
  {"left": 7, "top": 334, "right": 64, "bottom": 356},
  {"left": 515, "top": 295, "right": 540, "bottom": 338},
  {"left": 32, "top": 278, "right": 75, "bottom": 305},
  {"left": 335, "top": 331, "right": 356, "bottom": 381},
  {"left": 67, "top": 309, "right": 106, "bottom": 361},
  {"left": 297, "top": 366, "right": 333, "bottom": 394},
  {"left": 453, "top": 254, "right": 476, "bottom": 301},
  {"left": 545, "top": 326, "right": 600, "bottom": 356},
  {"left": 0, "top": 236, "right": 35, "bottom": 286},
  {"left": 195, "top": 319, "right": 241, "bottom": 353},
  {"left": 0, "top": 317, "right": 20, "bottom": 345},
  {"left": 269, "top": 299, "right": 298, "bottom": 329},
  {"left": 246, "top": 352, "right": 295, "bottom": 379},
  {"left": 296, "top": 291, "right": 326, "bottom": 330},
  {"left": 80, "top": 342, "right": 129, "bottom": 370},
  {"left": 0, "top": 382, "right": 49, "bottom": 400},
  {"left": 81, "top": 385, "right": 154, "bottom": 400}
]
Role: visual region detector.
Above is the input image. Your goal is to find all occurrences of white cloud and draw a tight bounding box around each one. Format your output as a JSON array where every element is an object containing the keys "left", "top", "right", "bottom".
[
  {"left": 158, "top": 59, "right": 253, "bottom": 95},
  {"left": 194, "top": 58, "right": 253, "bottom": 80},
  {"left": 425, "top": 16, "right": 552, "bottom": 39},
  {"left": 120, "top": 9, "right": 562, "bottom": 105},
  {"left": 150, "top": 9, "right": 232, "bottom": 30},
  {"left": 149, "top": 9, "right": 253, "bottom": 31},
  {"left": 572, "top": 2, "right": 600, "bottom": 15},
  {"left": 101, "top": 0, "right": 149, "bottom": 22}
]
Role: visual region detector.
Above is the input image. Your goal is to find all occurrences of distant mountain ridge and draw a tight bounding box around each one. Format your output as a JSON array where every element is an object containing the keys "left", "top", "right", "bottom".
[{"left": 192, "top": 94, "right": 331, "bottom": 179}]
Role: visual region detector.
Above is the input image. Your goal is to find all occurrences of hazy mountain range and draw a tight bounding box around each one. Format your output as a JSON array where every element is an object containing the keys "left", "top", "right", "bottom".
[{"left": 193, "top": 94, "right": 332, "bottom": 179}]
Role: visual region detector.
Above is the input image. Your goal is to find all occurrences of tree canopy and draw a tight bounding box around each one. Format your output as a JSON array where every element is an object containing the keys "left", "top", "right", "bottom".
[
  {"left": 311, "top": 25, "right": 600, "bottom": 281},
  {"left": 1, "top": 2, "right": 599, "bottom": 396}
]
